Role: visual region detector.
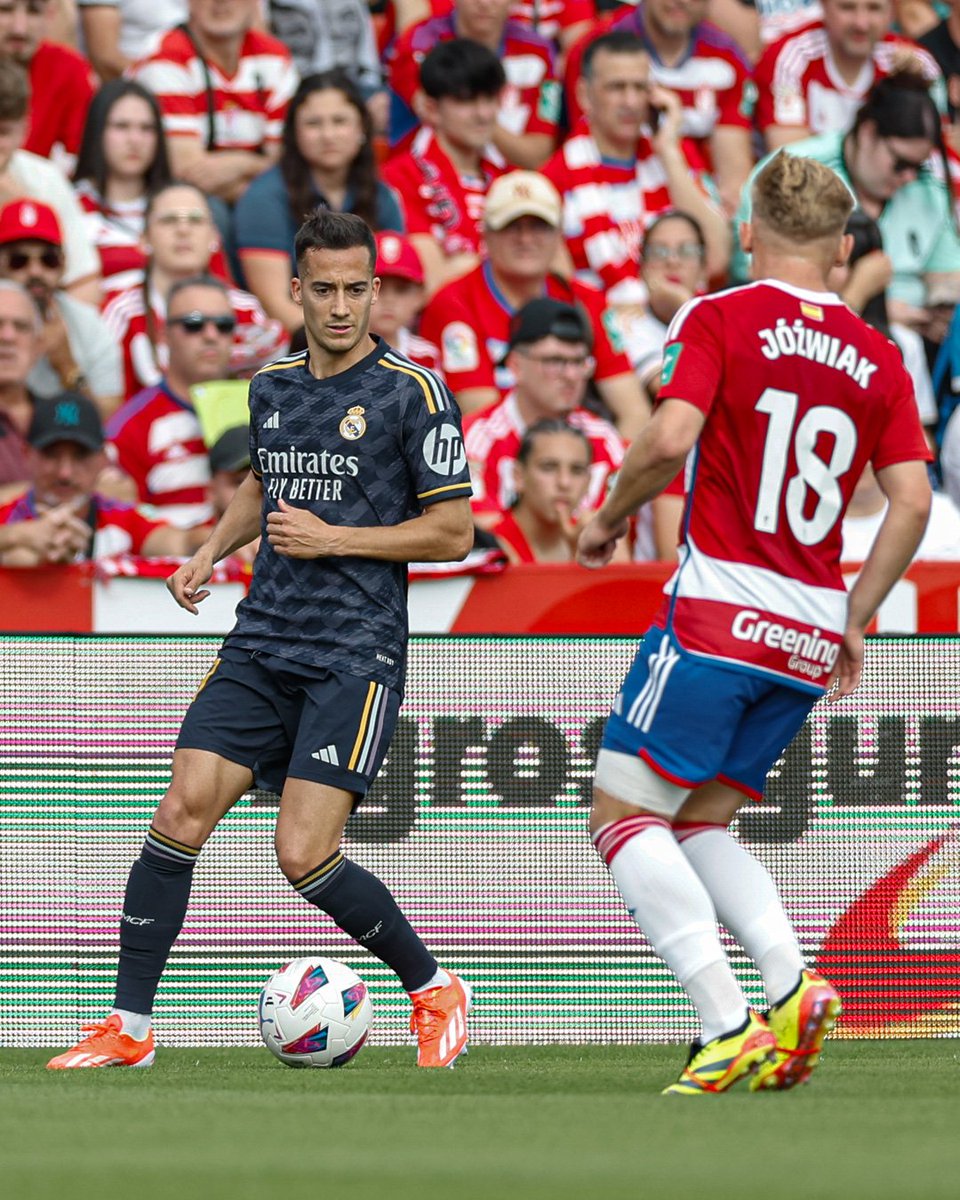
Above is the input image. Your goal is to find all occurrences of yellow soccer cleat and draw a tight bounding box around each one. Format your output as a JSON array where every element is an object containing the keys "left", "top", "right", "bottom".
[
  {"left": 751, "top": 969, "right": 842, "bottom": 1091},
  {"left": 662, "top": 1011, "right": 777, "bottom": 1095},
  {"left": 409, "top": 971, "right": 472, "bottom": 1068},
  {"left": 47, "top": 1014, "right": 155, "bottom": 1070}
]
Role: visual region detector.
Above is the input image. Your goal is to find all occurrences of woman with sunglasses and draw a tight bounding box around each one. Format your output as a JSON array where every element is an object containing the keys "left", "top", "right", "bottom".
[
  {"left": 102, "top": 182, "right": 288, "bottom": 401},
  {"left": 732, "top": 69, "right": 960, "bottom": 339},
  {"left": 233, "top": 70, "right": 403, "bottom": 332},
  {"left": 73, "top": 81, "right": 172, "bottom": 295}
]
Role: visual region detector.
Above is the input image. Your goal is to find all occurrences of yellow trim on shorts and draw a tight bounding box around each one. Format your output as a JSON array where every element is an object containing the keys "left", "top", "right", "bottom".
[{"left": 348, "top": 682, "right": 378, "bottom": 771}]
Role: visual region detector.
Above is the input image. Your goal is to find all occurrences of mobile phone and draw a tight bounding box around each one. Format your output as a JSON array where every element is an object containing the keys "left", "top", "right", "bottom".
[{"left": 649, "top": 105, "right": 662, "bottom": 134}]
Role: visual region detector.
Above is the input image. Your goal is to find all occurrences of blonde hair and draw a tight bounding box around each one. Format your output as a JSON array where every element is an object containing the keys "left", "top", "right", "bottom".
[{"left": 752, "top": 152, "right": 854, "bottom": 243}]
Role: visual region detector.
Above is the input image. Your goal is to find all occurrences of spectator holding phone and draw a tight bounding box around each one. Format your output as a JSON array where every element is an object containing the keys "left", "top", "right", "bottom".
[{"left": 542, "top": 31, "right": 730, "bottom": 309}]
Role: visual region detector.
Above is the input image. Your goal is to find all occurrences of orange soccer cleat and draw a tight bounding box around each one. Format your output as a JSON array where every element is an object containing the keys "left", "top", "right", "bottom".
[
  {"left": 409, "top": 972, "right": 472, "bottom": 1068},
  {"left": 46, "top": 1015, "right": 156, "bottom": 1070}
]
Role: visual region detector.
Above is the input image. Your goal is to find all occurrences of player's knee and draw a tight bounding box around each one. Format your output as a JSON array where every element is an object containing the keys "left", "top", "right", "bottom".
[
  {"left": 592, "top": 750, "right": 691, "bottom": 823},
  {"left": 153, "top": 785, "right": 217, "bottom": 848},
  {"left": 274, "top": 835, "right": 341, "bottom": 885}
]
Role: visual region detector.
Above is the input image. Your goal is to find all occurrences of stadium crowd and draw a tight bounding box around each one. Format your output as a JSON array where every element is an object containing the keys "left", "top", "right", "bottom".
[{"left": 3, "top": 0, "right": 960, "bottom": 567}]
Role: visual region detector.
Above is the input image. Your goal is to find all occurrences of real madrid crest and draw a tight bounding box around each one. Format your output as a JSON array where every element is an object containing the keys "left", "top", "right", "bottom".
[{"left": 339, "top": 405, "right": 366, "bottom": 440}]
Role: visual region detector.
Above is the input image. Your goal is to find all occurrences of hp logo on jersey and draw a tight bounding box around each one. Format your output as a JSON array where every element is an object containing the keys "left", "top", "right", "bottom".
[{"left": 423, "top": 425, "right": 465, "bottom": 476}]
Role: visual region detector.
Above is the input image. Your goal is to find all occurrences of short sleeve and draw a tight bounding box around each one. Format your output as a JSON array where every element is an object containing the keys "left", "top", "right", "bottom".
[
  {"left": 871, "top": 353, "right": 934, "bottom": 472},
  {"left": 234, "top": 167, "right": 295, "bottom": 256},
  {"left": 656, "top": 298, "right": 725, "bottom": 416},
  {"left": 400, "top": 372, "right": 473, "bottom": 506}
]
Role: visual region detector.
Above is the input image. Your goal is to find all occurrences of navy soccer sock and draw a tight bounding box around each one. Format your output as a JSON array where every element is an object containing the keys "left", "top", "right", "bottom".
[
  {"left": 292, "top": 851, "right": 438, "bottom": 992},
  {"left": 113, "top": 826, "right": 201, "bottom": 1013}
]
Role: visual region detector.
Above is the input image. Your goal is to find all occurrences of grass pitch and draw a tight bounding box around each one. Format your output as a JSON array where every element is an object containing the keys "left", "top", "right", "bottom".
[{"left": 1, "top": 1042, "right": 956, "bottom": 1200}]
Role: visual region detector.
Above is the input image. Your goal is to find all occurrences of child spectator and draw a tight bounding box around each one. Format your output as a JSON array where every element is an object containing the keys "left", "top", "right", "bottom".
[{"left": 368, "top": 231, "right": 442, "bottom": 374}]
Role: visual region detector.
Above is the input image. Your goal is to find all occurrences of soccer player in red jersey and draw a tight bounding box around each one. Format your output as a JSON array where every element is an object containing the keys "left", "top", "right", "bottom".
[{"left": 577, "top": 151, "right": 933, "bottom": 1094}]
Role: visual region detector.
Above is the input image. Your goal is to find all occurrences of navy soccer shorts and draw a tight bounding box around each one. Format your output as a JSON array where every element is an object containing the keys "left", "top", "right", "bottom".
[
  {"left": 601, "top": 627, "right": 818, "bottom": 800},
  {"left": 177, "top": 645, "right": 400, "bottom": 798}
]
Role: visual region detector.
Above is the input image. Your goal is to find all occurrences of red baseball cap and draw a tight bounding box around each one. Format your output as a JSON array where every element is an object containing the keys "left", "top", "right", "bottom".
[
  {"left": 375, "top": 232, "right": 424, "bottom": 285},
  {"left": 0, "top": 198, "right": 63, "bottom": 247}
]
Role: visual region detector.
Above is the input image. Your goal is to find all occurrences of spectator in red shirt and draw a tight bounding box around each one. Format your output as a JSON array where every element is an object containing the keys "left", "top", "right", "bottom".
[
  {"left": 491, "top": 417, "right": 598, "bottom": 563},
  {"left": 73, "top": 80, "right": 173, "bottom": 296},
  {"left": 419, "top": 169, "right": 649, "bottom": 437},
  {"left": 129, "top": 0, "right": 299, "bottom": 205},
  {"left": 463, "top": 297, "right": 627, "bottom": 528},
  {"left": 0, "top": 390, "right": 197, "bottom": 564},
  {"left": 544, "top": 31, "right": 730, "bottom": 308},
  {"left": 368, "top": 231, "right": 443, "bottom": 375},
  {"left": 564, "top": 0, "right": 757, "bottom": 217},
  {"left": 101, "top": 182, "right": 288, "bottom": 400},
  {"left": 755, "top": 0, "right": 943, "bottom": 149},
  {"left": 0, "top": 0, "right": 97, "bottom": 174},
  {"left": 105, "top": 274, "right": 239, "bottom": 528},
  {"left": 387, "top": 0, "right": 560, "bottom": 168},
  {"left": 382, "top": 38, "right": 506, "bottom": 295}
]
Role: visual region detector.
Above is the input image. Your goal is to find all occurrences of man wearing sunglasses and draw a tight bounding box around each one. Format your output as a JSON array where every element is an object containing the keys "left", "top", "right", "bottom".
[
  {"left": 106, "top": 274, "right": 235, "bottom": 528},
  {"left": 0, "top": 198, "right": 122, "bottom": 416}
]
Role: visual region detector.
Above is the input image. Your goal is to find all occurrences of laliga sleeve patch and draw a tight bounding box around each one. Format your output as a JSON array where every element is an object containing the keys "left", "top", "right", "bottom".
[
  {"left": 441, "top": 322, "right": 480, "bottom": 372},
  {"left": 422, "top": 424, "right": 466, "bottom": 476},
  {"left": 660, "top": 342, "right": 683, "bottom": 387}
]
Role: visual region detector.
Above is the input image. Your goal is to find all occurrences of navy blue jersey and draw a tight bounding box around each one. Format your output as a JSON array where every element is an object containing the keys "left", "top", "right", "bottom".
[{"left": 226, "top": 336, "right": 471, "bottom": 693}]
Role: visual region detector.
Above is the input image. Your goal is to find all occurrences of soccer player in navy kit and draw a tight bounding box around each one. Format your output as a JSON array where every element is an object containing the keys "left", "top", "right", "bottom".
[{"left": 49, "top": 210, "right": 475, "bottom": 1071}]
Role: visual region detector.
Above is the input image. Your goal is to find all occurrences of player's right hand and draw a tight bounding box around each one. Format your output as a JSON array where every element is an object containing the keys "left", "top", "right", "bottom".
[
  {"left": 827, "top": 627, "right": 864, "bottom": 700},
  {"left": 167, "top": 552, "right": 215, "bottom": 614},
  {"left": 576, "top": 513, "right": 627, "bottom": 569}
]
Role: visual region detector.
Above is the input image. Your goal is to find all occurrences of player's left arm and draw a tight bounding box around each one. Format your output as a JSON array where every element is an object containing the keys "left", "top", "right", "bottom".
[
  {"left": 577, "top": 397, "right": 705, "bottom": 568},
  {"left": 266, "top": 496, "right": 474, "bottom": 562},
  {"left": 833, "top": 458, "right": 932, "bottom": 697}
]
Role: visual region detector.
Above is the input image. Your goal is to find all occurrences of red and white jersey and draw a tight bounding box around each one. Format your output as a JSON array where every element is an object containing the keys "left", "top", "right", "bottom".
[
  {"left": 419, "top": 263, "right": 633, "bottom": 397},
  {"left": 382, "top": 128, "right": 504, "bottom": 257},
  {"left": 463, "top": 391, "right": 625, "bottom": 519},
  {"left": 75, "top": 183, "right": 147, "bottom": 293},
  {"left": 655, "top": 279, "right": 931, "bottom": 690},
  {"left": 423, "top": 0, "right": 595, "bottom": 46},
  {"left": 388, "top": 14, "right": 560, "bottom": 148},
  {"left": 755, "top": 24, "right": 942, "bottom": 135},
  {"left": 129, "top": 27, "right": 298, "bottom": 152},
  {"left": 391, "top": 327, "right": 445, "bottom": 378},
  {"left": 105, "top": 382, "right": 212, "bottom": 527},
  {"left": 0, "top": 489, "right": 165, "bottom": 559},
  {"left": 101, "top": 276, "right": 289, "bottom": 400},
  {"left": 563, "top": 9, "right": 755, "bottom": 157},
  {"left": 542, "top": 123, "right": 715, "bottom": 305},
  {"left": 25, "top": 42, "right": 97, "bottom": 172}
]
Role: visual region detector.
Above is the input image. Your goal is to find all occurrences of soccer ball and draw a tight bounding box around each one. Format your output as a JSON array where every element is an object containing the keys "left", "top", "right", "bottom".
[{"left": 258, "top": 957, "right": 373, "bottom": 1067}]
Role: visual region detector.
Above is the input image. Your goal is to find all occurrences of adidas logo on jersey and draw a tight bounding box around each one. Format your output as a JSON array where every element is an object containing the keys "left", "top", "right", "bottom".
[
  {"left": 311, "top": 745, "right": 339, "bottom": 765},
  {"left": 262, "top": 411, "right": 280, "bottom": 429}
]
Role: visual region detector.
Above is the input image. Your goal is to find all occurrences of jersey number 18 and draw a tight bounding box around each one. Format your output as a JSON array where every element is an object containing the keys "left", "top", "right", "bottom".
[{"left": 754, "top": 387, "right": 857, "bottom": 546}]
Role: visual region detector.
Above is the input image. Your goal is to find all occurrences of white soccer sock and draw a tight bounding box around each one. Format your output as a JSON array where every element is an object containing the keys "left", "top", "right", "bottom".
[
  {"left": 675, "top": 823, "right": 805, "bottom": 1006},
  {"left": 110, "top": 1008, "right": 152, "bottom": 1040},
  {"left": 594, "top": 815, "right": 749, "bottom": 1042}
]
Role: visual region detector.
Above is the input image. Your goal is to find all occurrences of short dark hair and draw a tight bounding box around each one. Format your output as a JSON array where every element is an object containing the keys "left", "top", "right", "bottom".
[
  {"left": 0, "top": 59, "right": 29, "bottom": 122},
  {"left": 166, "top": 273, "right": 231, "bottom": 311},
  {"left": 419, "top": 38, "right": 506, "bottom": 101},
  {"left": 517, "top": 418, "right": 592, "bottom": 466},
  {"left": 294, "top": 208, "right": 376, "bottom": 274},
  {"left": 581, "top": 31, "right": 647, "bottom": 81}
]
